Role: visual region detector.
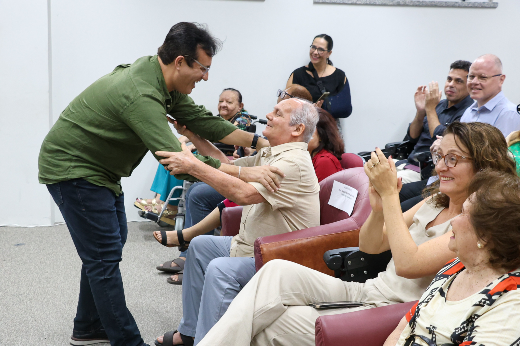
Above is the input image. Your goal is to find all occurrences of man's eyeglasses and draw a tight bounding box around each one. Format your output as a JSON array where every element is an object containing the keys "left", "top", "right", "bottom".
[
  {"left": 432, "top": 152, "right": 472, "bottom": 168},
  {"left": 467, "top": 74, "right": 502, "bottom": 83},
  {"left": 276, "top": 89, "right": 313, "bottom": 104},
  {"left": 184, "top": 55, "right": 210, "bottom": 77},
  {"left": 309, "top": 45, "right": 329, "bottom": 55},
  {"left": 277, "top": 89, "right": 295, "bottom": 99}
]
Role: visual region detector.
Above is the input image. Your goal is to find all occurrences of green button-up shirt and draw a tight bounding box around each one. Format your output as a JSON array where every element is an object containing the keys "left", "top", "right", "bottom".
[{"left": 38, "top": 55, "right": 237, "bottom": 195}]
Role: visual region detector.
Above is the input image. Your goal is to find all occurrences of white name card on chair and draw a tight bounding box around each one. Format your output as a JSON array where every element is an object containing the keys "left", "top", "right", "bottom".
[{"left": 328, "top": 180, "right": 358, "bottom": 216}]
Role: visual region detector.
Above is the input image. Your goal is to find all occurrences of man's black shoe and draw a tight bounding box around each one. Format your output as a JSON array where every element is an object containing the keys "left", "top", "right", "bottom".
[{"left": 70, "top": 328, "right": 110, "bottom": 345}]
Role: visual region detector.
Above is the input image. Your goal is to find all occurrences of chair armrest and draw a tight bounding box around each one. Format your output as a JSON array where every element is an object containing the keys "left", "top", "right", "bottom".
[
  {"left": 254, "top": 218, "right": 361, "bottom": 274},
  {"left": 220, "top": 206, "right": 243, "bottom": 237},
  {"left": 315, "top": 301, "right": 417, "bottom": 346}
]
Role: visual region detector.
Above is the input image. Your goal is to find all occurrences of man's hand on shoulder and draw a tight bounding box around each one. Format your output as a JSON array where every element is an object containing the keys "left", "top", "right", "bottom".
[
  {"left": 156, "top": 143, "right": 199, "bottom": 175},
  {"left": 241, "top": 165, "right": 285, "bottom": 193}
]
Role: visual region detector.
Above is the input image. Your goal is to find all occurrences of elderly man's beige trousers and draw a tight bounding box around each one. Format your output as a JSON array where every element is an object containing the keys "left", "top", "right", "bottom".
[{"left": 197, "top": 259, "right": 394, "bottom": 346}]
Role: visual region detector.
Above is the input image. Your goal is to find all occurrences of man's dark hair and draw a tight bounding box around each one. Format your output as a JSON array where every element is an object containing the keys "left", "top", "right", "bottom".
[
  {"left": 450, "top": 60, "right": 472, "bottom": 72},
  {"left": 158, "top": 22, "right": 222, "bottom": 66}
]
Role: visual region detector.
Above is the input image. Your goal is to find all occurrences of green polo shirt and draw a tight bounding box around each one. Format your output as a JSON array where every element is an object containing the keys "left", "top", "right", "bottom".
[{"left": 38, "top": 55, "right": 237, "bottom": 195}]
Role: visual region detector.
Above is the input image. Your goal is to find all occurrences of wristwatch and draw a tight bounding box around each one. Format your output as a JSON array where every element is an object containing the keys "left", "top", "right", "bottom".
[{"left": 251, "top": 133, "right": 259, "bottom": 149}]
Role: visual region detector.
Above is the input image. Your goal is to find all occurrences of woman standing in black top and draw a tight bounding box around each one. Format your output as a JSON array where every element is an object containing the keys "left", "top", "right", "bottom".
[{"left": 286, "top": 34, "right": 352, "bottom": 135}]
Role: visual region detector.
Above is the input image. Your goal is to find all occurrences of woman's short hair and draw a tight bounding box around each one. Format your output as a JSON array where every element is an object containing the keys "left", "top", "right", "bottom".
[
  {"left": 426, "top": 122, "right": 517, "bottom": 208},
  {"left": 468, "top": 170, "right": 520, "bottom": 271},
  {"left": 158, "top": 22, "right": 222, "bottom": 66},
  {"left": 310, "top": 109, "right": 345, "bottom": 160},
  {"left": 289, "top": 102, "right": 319, "bottom": 143},
  {"left": 222, "top": 88, "right": 242, "bottom": 104}
]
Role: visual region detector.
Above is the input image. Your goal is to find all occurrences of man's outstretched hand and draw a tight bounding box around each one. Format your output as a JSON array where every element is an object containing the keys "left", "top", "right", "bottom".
[{"left": 156, "top": 143, "right": 198, "bottom": 175}]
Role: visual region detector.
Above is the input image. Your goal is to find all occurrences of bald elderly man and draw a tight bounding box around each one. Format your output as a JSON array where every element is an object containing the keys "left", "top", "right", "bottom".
[{"left": 460, "top": 54, "right": 520, "bottom": 136}]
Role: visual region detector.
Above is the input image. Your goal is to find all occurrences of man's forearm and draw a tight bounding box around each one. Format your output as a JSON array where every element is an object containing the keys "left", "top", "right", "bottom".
[
  {"left": 190, "top": 160, "right": 265, "bottom": 205},
  {"left": 220, "top": 129, "right": 269, "bottom": 150},
  {"left": 425, "top": 107, "right": 441, "bottom": 138},
  {"left": 408, "top": 110, "right": 426, "bottom": 139}
]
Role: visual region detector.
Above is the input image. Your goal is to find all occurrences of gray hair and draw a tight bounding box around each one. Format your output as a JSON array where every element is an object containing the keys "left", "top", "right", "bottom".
[{"left": 289, "top": 101, "right": 319, "bottom": 143}]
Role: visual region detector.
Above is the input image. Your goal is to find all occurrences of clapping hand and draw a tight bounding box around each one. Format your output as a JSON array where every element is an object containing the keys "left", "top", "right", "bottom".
[
  {"left": 414, "top": 86, "right": 427, "bottom": 113},
  {"left": 364, "top": 148, "right": 402, "bottom": 199},
  {"left": 425, "top": 82, "right": 442, "bottom": 111}
]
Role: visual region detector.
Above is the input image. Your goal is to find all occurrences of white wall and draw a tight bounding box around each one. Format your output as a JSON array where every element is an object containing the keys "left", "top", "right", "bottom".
[
  {"left": 0, "top": 1, "right": 51, "bottom": 226},
  {"left": 2, "top": 0, "right": 519, "bottom": 226}
]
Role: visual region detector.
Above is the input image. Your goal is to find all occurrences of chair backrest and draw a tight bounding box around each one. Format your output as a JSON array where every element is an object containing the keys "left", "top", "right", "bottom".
[
  {"left": 318, "top": 167, "right": 371, "bottom": 226},
  {"left": 315, "top": 301, "right": 417, "bottom": 346},
  {"left": 340, "top": 153, "right": 364, "bottom": 169}
]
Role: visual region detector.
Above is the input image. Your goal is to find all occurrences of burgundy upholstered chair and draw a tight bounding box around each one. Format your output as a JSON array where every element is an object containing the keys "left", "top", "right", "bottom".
[
  {"left": 220, "top": 167, "right": 371, "bottom": 276},
  {"left": 220, "top": 154, "right": 365, "bottom": 237},
  {"left": 340, "top": 153, "right": 365, "bottom": 170},
  {"left": 253, "top": 167, "right": 370, "bottom": 274},
  {"left": 315, "top": 301, "right": 417, "bottom": 346}
]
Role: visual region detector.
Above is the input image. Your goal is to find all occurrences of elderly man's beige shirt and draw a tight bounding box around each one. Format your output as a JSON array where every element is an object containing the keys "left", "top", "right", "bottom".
[{"left": 230, "top": 142, "right": 320, "bottom": 257}]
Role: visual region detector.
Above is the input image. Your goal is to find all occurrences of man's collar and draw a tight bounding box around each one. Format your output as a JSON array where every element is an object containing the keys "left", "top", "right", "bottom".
[
  {"left": 470, "top": 91, "right": 505, "bottom": 111},
  {"left": 449, "top": 95, "right": 473, "bottom": 110},
  {"left": 151, "top": 55, "right": 172, "bottom": 101},
  {"left": 261, "top": 142, "right": 308, "bottom": 157}
]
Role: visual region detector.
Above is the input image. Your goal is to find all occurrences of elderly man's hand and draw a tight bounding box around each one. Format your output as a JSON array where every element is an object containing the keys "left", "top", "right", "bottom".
[
  {"left": 156, "top": 143, "right": 198, "bottom": 175},
  {"left": 364, "top": 148, "right": 402, "bottom": 198},
  {"left": 425, "top": 82, "right": 442, "bottom": 112},
  {"left": 430, "top": 135, "right": 443, "bottom": 154},
  {"left": 240, "top": 165, "right": 286, "bottom": 193}
]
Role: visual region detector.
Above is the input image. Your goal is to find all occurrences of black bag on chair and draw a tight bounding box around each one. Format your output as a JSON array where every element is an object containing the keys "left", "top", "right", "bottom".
[{"left": 323, "top": 247, "right": 392, "bottom": 283}]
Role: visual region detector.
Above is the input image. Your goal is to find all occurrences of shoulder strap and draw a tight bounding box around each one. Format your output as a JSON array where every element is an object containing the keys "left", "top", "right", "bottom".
[{"left": 306, "top": 63, "right": 326, "bottom": 94}]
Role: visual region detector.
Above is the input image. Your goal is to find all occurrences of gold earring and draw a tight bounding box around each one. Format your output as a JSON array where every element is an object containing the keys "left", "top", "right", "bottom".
[{"left": 477, "top": 242, "right": 483, "bottom": 249}]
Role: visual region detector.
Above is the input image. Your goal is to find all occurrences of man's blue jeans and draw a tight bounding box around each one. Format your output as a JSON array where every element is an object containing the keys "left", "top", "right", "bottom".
[{"left": 47, "top": 179, "right": 145, "bottom": 346}]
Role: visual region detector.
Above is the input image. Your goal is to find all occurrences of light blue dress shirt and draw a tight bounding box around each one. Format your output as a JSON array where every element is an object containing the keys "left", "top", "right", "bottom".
[{"left": 460, "top": 91, "right": 520, "bottom": 136}]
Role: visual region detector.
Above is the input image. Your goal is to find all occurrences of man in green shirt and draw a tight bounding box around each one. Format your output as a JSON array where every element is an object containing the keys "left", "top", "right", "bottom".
[{"left": 38, "top": 22, "right": 275, "bottom": 346}]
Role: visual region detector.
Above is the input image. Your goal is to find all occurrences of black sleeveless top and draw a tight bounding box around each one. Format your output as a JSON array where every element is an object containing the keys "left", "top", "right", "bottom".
[{"left": 291, "top": 63, "right": 346, "bottom": 102}]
